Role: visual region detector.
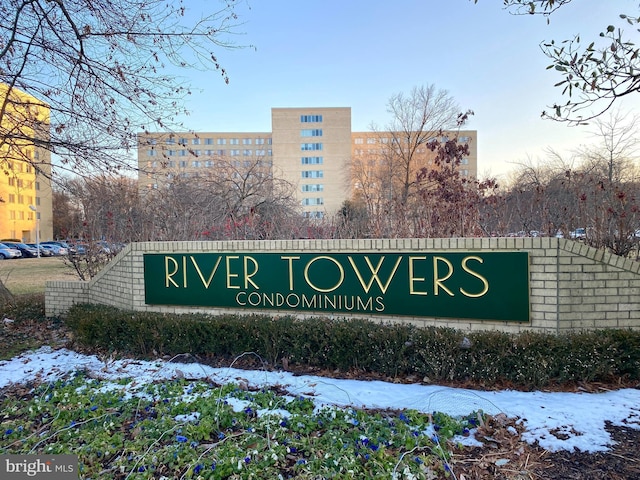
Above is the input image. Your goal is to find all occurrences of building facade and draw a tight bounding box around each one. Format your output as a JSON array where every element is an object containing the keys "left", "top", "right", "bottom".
[
  {"left": 0, "top": 84, "right": 53, "bottom": 243},
  {"left": 137, "top": 107, "right": 477, "bottom": 218}
]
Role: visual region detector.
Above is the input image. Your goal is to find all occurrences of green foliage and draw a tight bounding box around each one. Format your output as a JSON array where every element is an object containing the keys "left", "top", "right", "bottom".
[
  {"left": 65, "top": 304, "right": 640, "bottom": 389},
  {"left": 0, "top": 373, "right": 474, "bottom": 479}
]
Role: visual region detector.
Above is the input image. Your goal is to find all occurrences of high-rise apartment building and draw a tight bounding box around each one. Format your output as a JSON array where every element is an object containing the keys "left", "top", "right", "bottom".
[
  {"left": 137, "top": 107, "right": 477, "bottom": 218},
  {"left": 0, "top": 84, "right": 53, "bottom": 243}
]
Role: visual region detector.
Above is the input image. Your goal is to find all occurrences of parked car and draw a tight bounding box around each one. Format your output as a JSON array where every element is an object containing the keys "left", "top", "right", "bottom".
[
  {"left": 570, "top": 228, "right": 586, "bottom": 239},
  {"left": 39, "top": 244, "right": 68, "bottom": 256},
  {"left": 27, "top": 243, "right": 53, "bottom": 257},
  {"left": 73, "top": 243, "right": 88, "bottom": 255},
  {"left": 41, "top": 241, "right": 73, "bottom": 254},
  {"left": 1, "top": 241, "right": 39, "bottom": 258},
  {"left": 0, "top": 243, "right": 22, "bottom": 259}
]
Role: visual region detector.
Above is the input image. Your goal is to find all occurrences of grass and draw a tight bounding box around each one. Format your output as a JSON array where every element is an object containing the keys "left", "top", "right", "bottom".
[{"left": 0, "top": 257, "right": 74, "bottom": 295}]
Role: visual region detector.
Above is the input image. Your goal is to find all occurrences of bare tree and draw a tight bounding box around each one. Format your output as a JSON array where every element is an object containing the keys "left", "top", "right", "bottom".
[
  {"left": 572, "top": 110, "right": 640, "bottom": 255},
  {"left": 141, "top": 155, "right": 300, "bottom": 241},
  {"left": 381, "top": 85, "right": 461, "bottom": 206},
  {"left": 52, "top": 186, "right": 82, "bottom": 240},
  {"left": 351, "top": 85, "right": 463, "bottom": 237},
  {"left": 0, "top": 0, "right": 245, "bottom": 179},
  {"left": 63, "top": 174, "right": 141, "bottom": 242}
]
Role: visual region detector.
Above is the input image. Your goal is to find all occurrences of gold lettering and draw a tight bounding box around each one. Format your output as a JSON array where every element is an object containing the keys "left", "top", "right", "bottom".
[
  {"left": 305, "top": 256, "right": 344, "bottom": 293},
  {"left": 460, "top": 256, "right": 490, "bottom": 298},
  {"left": 164, "top": 256, "right": 179, "bottom": 288},
  {"left": 236, "top": 291, "right": 247, "bottom": 305},
  {"left": 281, "top": 256, "right": 300, "bottom": 290},
  {"left": 408, "top": 256, "right": 427, "bottom": 295},
  {"left": 190, "top": 255, "right": 222, "bottom": 288},
  {"left": 244, "top": 256, "right": 259, "bottom": 289},
  {"left": 433, "top": 256, "right": 454, "bottom": 296},
  {"left": 226, "top": 256, "right": 240, "bottom": 289},
  {"left": 348, "top": 256, "right": 402, "bottom": 294},
  {"left": 182, "top": 256, "right": 187, "bottom": 287}
]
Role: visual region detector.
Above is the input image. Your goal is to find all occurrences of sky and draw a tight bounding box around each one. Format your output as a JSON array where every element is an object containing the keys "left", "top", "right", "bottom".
[
  {"left": 170, "top": 0, "right": 640, "bottom": 181},
  {"left": 1, "top": 346, "right": 639, "bottom": 454}
]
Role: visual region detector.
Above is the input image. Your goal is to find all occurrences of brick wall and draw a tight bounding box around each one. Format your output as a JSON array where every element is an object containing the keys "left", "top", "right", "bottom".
[{"left": 45, "top": 238, "right": 640, "bottom": 333}]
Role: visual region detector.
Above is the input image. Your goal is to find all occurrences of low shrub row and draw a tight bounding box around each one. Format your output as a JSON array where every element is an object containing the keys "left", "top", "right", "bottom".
[{"left": 64, "top": 304, "right": 640, "bottom": 390}]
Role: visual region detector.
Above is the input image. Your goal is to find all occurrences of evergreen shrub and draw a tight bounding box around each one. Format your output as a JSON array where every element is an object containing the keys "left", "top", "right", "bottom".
[{"left": 64, "top": 304, "right": 640, "bottom": 389}]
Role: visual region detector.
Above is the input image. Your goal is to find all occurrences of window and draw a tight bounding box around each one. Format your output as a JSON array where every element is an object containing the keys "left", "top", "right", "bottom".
[
  {"left": 217, "top": 138, "right": 226, "bottom": 145},
  {"left": 354, "top": 138, "right": 363, "bottom": 144},
  {"left": 8, "top": 194, "right": 15, "bottom": 203},
  {"left": 256, "top": 138, "right": 265, "bottom": 145},
  {"left": 461, "top": 169, "right": 469, "bottom": 176},
  {"left": 230, "top": 149, "right": 240, "bottom": 156},
  {"left": 8, "top": 177, "right": 14, "bottom": 186},
  {"left": 303, "top": 211, "right": 325, "bottom": 219},
  {"left": 243, "top": 149, "right": 252, "bottom": 156},
  {"left": 460, "top": 158, "right": 469, "bottom": 165},
  {"left": 179, "top": 150, "right": 186, "bottom": 156},
  {"left": 205, "top": 149, "right": 214, "bottom": 156},
  {"left": 459, "top": 136, "right": 470, "bottom": 143},
  {"left": 301, "top": 129, "right": 323, "bottom": 137},
  {"left": 267, "top": 149, "right": 272, "bottom": 156},
  {"left": 381, "top": 137, "right": 389, "bottom": 144},
  {"left": 302, "top": 198, "right": 324, "bottom": 206},
  {"left": 178, "top": 138, "right": 188, "bottom": 145},
  {"left": 302, "top": 184, "right": 324, "bottom": 192},
  {"left": 367, "top": 137, "right": 376, "bottom": 144},
  {"left": 179, "top": 160, "right": 187, "bottom": 168},
  {"left": 300, "top": 114, "right": 323, "bottom": 122},
  {"left": 167, "top": 149, "right": 176, "bottom": 156},
  {"left": 205, "top": 160, "right": 214, "bottom": 167},
  {"left": 230, "top": 138, "right": 239, "bottom": 145},
  {"left": 192, "top": 138, "right": 200, "bottom": 145},
  {"left": 192, "top": 161, "right": 201, "bottom": 167},
  {"left": 301, "top": 143, "right": 322, "bottom": 151},
  {"left": 18, "top": 195, "right": 24, "bottom": 204},
  {"left": 255, "top": 149, "right": 266, "bottom": 156},
  {"left": 267, "top": 138, "right": 272, "bottom": 145},
  {"left": 301, "top": 157, "right": 323, "bottom": 164},
  {"left": 35, "top": 181, "right": 40, "bottom": 191},
  {"left": 9, "top": 211, "right": 15, "bottom": 220},
  {"left": 147, "top": 138, "right": 157, "bottom": 145},
  {"left": 301, "top": 170, "right": 323, "bottom": 178},
  {"left": 193, "top": 150, "right": 201, "bottom": 156},
  {"left": 216, "top": 149, "right": 226, "bottom": 156},
  {"left": 205, "top": 138, "right": 213, "bottom": 145},
  {"left": 242, "top": 138, "right": 252, "bottom": 145},
  {"left": 168, "top": 160, "right": 175, "bottom": 167},
  {"left": 166, "top": 138, "right": 175, "bottom": 145},
  {"left": 147, "top": 149, "right": 156, "bottom": 157}
]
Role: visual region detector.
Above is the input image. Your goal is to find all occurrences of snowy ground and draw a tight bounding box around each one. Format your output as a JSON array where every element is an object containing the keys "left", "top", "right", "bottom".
[{"left": 1, "top": 347, "right": 639, "bottom": 453}]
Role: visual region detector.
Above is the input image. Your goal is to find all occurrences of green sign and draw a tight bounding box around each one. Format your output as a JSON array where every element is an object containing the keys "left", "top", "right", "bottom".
[{"left": 143, "top": 251, "right": 530, "bottom": 322}]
